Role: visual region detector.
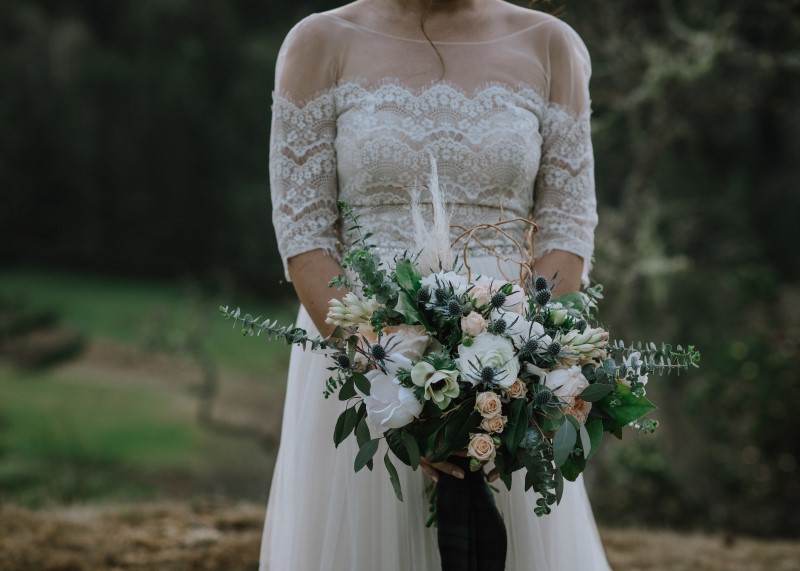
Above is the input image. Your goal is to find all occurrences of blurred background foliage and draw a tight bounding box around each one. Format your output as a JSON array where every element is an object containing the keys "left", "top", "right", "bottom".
[{"left": 0, "top": 0, "right": 798, "bottom": 540}]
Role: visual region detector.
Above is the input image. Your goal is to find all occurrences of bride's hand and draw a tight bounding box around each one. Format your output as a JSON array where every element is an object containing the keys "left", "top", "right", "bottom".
[{"left": 419, "top": 450, "right": 499, "bottom": 483}]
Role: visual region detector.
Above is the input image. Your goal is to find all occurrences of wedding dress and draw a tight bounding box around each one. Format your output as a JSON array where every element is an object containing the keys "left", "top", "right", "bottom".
[{"left": 263, "top": 9, "right": 611, "bottom": 570}]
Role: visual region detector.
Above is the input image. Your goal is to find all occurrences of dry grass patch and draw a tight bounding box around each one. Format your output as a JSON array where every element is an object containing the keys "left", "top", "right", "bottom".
[{"left": 1, "top": 501, "right": 798, "bottom": 571}]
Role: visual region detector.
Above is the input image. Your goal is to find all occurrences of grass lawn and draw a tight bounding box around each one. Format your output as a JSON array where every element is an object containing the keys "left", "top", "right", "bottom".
[
  {"left": 0, "top": 363, "right": 274, "bottom": 507},
  {"left": 0, "top": 267, "right": 290, "bottom": 506},
  {"left": 0, "top": 267, "right": 299, "bottom": 380}
]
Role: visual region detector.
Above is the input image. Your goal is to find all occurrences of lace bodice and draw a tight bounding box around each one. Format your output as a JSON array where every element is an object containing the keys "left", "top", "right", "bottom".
[{"left": 269, "top": 10, "right": 598, "bottom": 287}]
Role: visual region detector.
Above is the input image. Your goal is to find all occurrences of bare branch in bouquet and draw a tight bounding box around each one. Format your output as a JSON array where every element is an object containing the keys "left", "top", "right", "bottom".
[{"left": 450, "top": 217, "right": 538, "bottom": 283}]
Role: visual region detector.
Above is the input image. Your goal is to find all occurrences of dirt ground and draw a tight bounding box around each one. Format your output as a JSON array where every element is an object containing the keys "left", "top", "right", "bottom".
[{"left": 1, "top": 500, "right": 798, "bottom": 571}]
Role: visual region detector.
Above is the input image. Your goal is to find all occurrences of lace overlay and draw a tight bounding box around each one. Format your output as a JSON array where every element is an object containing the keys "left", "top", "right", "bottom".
[{"left": 269, "top": 12, "right": 598, "bottom": 287}]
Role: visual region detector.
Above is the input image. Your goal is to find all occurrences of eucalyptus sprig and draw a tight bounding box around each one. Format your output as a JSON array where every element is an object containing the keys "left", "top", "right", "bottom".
[
  {"left": 218, "top": 305, "right": 331, "bottom": 351},
  {"left": 333, "top": 200, "right": 400, "bottom": 306},
  {"left": 609, "top": 340, "right": 701, "bottom": 375}
]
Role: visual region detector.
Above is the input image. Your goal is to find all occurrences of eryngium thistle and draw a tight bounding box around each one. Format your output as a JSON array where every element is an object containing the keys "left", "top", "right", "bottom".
[
  {"left": 487, "top": 318, "right": 507, "bottom": 335},
  {"left": 533, "top": 386, "right": 554, "bottom": 406},
  {"left": 490, "top": 292, "right": 507, "bottom": 308},
  {"left": 326, "top": 292, "right": 380, "bottom": 328},
  {"left": 556, "top": 327, "right": 610, "bottom": 364},
  {"left": 447, "top": 299, "right": 463, "bottom": 317},
  {"left": 534, "top": 276, "right": 549, "bottom": 291},
  {"left": 535, "top": 289, "right": 552, "bottom": 306}
]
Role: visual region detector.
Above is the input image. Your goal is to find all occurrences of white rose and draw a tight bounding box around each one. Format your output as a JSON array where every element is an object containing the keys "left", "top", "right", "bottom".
[
  {"left": 420, "top": 271, "right": 469, "bottom": 297},
  {"left": 410, "top": 362, "right": 460, "bottom": 409},
  {"left": 461, "top": 312, "right": 487, "bottom": 336},
  {"left": 467, "top": 433, "right": 497, "bottom": 462},
  {"left": 360, "top": 369, "right": 423, "bottom": 433},
  {"left": 544, "top": 365, "right": 593, "bottom": 424},
  {"left": 456, "top": 333, "right": 520, "bottom": 389}
]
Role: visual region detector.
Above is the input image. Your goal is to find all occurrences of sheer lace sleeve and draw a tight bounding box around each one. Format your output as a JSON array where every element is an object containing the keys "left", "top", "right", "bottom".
[
  {"left": 533, "top": 21, "right": 598, "bottom": 288},
  {"left": 269, "top": 16, "right": 341, "bottom": 282}
]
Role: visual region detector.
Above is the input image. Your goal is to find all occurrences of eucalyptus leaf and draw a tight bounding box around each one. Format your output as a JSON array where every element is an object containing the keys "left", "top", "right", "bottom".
[
  {"left": 578, "top": 422, "right": 591, "bottom": 459},
  {"left": 353, "top": 372, "right": 371, "bottom": 396},
  {"left": 555, "top": 469, "right": 565, "bottom": 504},
  {"left": 384, "top": 452, "right": 404, "bottom": 501},
  {"left": 338, "top": 376, "right": 356, "bottom": 401},
  {"left": 401, "top": 431, "right": 420, "bottom": 470},
  {"left": 553, "top": 419, "right": 577, "bottom": 467},
  {"left": 585, "top": 419, "right": 603, "bottom": 460},
  {"left": 354, "top": 439, "right": 380, "bottom": 472},
  {"left": 333, "top": 406, "right": 359, "bottom": 448},
  {"left": 355, "top": 416, "right": 371, "bottom": 448}
]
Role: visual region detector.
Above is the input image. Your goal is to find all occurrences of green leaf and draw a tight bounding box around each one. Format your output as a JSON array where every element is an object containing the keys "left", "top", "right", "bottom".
[
  {"left": 355, "top": 416, "right": 371, "bottom": 448},
  {"left": 395, "top": 259, "right": 421, "bottom": 292},
  {"left": 553, "top": 291, "right": 584, "bottom": 310},
  {"left": 506, "top": 398, "right": 529, "bottom": 454},
  {"left": 585, "top": 419, "right": 603, "bottom": 460},
  {"left": 601, "top": 384, "right": 657, "bottom": 429},
  {"left": 384, "top": 452, "right": 404, "bottom": 501},
  {"left": 537, "top": 405, "right": 565, "bottom": 434},
  {"left": 451, "top": 410, "right": 481, "bottom": 454},
  {"left": 560, "top": 454, "right": 585, "bottom": 481},
  {"left": 338, "top": 376, "right": 356, "bottom": 401},
  {"left": 353, "top": 372, "right": 371, "bottom": 396},
  {"left": 354, "top": 439, "right": 380, "bottom": 472},
  {"left": 553, "top": 419, "right": 577, "bottom": 467},
  {"left": 579, "top": 383, "right": 614, "bottom": 402},
  {"left": 386, "top": 430, "right": 411, "bottom": 466},
  {"left": 578, "top": 422, "right": 591, "bottom": 459},
  {"left": 555, "top": 468, "right": 565, "bottom": 504},
  {"left": 430, "top": 406, "right": 478, "bottom": 462},
  {"left": 333, "top": 406, "right": 359, "bottom": 448},
  {"left": 401, "top": 431, "right": 420, "bottom": 470},
  {"left": 395, "top": 290, "right": 426, "bottom": 326}
]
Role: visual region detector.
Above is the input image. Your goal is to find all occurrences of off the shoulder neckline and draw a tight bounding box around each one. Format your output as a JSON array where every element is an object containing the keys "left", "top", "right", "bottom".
[{"left": 318, "top": 12, "right": 558, "bottom": 45}]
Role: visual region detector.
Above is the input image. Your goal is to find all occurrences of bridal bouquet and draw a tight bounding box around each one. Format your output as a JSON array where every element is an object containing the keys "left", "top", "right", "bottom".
[{"left": 221, "top": 182, "right": 700, "bottom": 519}]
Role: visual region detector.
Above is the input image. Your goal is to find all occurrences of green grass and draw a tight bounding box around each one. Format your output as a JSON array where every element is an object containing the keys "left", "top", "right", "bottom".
[
  {"left": 0, "top": 267, "right": 299, "bottom": 379},
  {"left": 0, "top": 363, "right": 274, "bottom": 506},
  {"left": 0, "top": 364, "right": 198, "bottom": 505},
  {"left": 0, "top": 267, "right": 294, "bottom": 505}
]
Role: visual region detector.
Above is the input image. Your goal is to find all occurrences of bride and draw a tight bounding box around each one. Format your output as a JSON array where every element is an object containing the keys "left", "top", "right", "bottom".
[{"left": 263, "top": 0, "right": 611, "bottom": 568}]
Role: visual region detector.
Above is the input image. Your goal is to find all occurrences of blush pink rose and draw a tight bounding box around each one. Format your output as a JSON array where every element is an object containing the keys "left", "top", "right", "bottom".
[
  {"left": 480, "top": 415, "right": 508, "bottom": 433},
  {"left": 475, "top": 391, "right": 503, "bottom": 418},
  {"left": 468, "top": 433, "right": 497, "bottom": 462}
]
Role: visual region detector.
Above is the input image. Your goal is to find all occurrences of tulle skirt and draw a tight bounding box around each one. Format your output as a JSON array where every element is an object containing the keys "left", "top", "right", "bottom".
[{"left": 259, "top": 256, "right": 613, "bottom": 571}]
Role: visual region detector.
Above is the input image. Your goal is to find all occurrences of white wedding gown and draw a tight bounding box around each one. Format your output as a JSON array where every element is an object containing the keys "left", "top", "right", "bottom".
[{"left": 262, "top": 8, "right": 612, "bottom": 570}]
